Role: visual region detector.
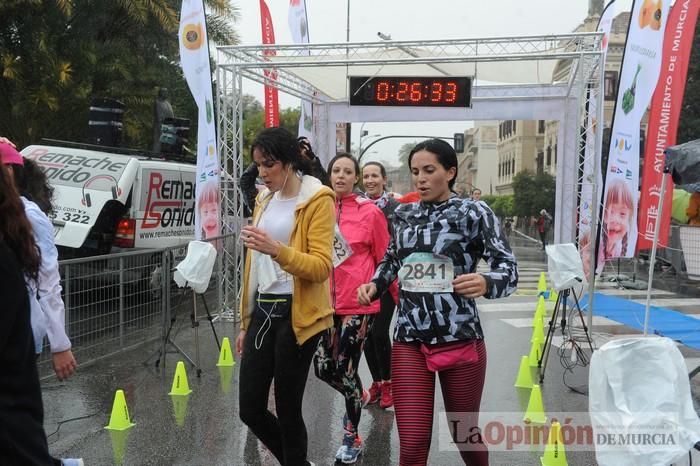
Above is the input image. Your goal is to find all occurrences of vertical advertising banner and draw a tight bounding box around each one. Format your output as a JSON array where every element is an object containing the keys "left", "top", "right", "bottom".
[
  {"left": 599, "top": 0, "right": 670, "bottom": 262},
  {"left": 179, "top": 0, "right": 220, "bottom": 243},
  {"left": 260, "top": 0, "right": 279, "bottom": 128},
  {"left": 288, "top": 0, "right": 313, "bottom": 141},
  {"left": 579, "top": 1, "right": 616, "bottom": 275},
  {"left": 636, "top": 0, "right": 700, "bottom": 251}
]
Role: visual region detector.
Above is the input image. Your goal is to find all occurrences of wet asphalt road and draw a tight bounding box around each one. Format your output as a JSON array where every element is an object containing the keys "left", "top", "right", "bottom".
[{"left": 43, "top": 243, "right": 700, "bottom": 465}]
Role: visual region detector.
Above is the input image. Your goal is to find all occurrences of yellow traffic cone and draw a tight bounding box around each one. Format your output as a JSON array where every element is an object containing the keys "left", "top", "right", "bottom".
[
  {"left": 537, "top": 295, "right": 548, "bottom": 318},
  {"left": 108, "top": 428, "right": 130, "bottom": 465},
  {"left": 523, "top": 384, "right": 547, "bottom": 424},
  {"left": 514, "top": 355, "right": 534, "bottom": 389},
  {"left": 217, "top": 337, "right": 235, "bottom": 367},
  {"left": 528, "top": 339, "right": 542, "bottom": 367},
  {"left": 534, "top": 302, "right": 544, "bottom": 324},
  {"left": 105, "top": 389, "right": 136, "bottom": 431},
  {"left": 531, "top": 317, "right": 545, "bottom": 343},
  {"left": 219, "top": 365, "right": 234, "bottom": 394},
  {"left": 169, "top": 361, "right": 192, "bottom": 396},
  {"left": 541, "top": 421, "right": 568, "bottom": 465},
  {"left": 171, "top": 394, "right": 190, "bottom": 427},
  {"left": 537, "top": 272, "right": 547, "bottom": 293}
]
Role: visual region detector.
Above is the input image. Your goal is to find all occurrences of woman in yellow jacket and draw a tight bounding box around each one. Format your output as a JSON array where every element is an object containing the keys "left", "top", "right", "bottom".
[{"left": 236, "top": 127, "right": 335, "bottom": 466}]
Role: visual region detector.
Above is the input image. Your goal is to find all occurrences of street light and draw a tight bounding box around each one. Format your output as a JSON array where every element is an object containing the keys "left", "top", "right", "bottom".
[
  {"left": 359, "top": 132, "right": 380, "bottom": 157},
  {"left": 359, "top": 134, "right": 456, "bottom": 163}
]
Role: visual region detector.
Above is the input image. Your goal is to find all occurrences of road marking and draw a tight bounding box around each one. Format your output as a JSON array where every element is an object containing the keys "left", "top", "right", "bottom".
[
  {"left": 631, "top": 298, "right": 700, "bottom": 308},
  {"left": 500, "top": 316, "right": 622, "bottom": 328}
]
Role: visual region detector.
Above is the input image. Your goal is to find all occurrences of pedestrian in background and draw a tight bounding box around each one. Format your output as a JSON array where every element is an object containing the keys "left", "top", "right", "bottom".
[
  {"left": 236, "top": 127, "right": 335, "bottom": 466},
  {"left": 537, "top": 209, "right": 551, "bottom": 250},
  {"left": 358, "top": 139, "right": 518, "bottom": 466},
  {"left": 314, "top": 154, "right": 390, "bottom": 464},
  {"left": 1, "top": 144, "right": 77, "bottom": 381},
  {"left": 471, "top": 188, "right": 481, "bottom": 201},
  {"left": 361, "top": 161, "right": 399, "bottom": 409}
]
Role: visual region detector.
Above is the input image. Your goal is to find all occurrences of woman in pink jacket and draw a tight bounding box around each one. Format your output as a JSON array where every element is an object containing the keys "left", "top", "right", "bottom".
[{"left": 314, "top": 153, "right": 390, "bottom": 464}]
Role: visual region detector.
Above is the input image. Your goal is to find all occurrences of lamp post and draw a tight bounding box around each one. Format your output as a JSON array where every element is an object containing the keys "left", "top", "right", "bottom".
[
  {"left": 358, "top": 134, "right": 457, "bottom": 163},
  {"left": 359, "top": 132, "right": 380, "bottom": 157}
]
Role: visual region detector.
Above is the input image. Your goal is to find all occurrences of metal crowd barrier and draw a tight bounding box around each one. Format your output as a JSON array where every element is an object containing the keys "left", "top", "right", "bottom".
[{"left": 37, "top": 234, "right": 237, "bottom": 379}]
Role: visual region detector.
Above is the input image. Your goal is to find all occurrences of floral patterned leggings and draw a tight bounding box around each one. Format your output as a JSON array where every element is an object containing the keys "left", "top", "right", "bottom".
[{"left": 314, "top": 314, "right": 374, "bottom": 434}]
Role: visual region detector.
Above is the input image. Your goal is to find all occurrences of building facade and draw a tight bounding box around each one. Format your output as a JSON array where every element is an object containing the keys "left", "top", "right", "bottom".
[
  {"left": 490, "top": 2, "right": 638, "bottom": 192},
  {"left": 495, "top": 119, "right": 546, "bottom": 195},
  {"left": 455, "top": 121, "right": 499, "bottom": 196}
]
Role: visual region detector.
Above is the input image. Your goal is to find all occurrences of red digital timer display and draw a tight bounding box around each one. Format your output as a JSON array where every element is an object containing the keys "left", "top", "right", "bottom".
[{"left": 349, "top": 76, "right": 471, "bottom": 107}]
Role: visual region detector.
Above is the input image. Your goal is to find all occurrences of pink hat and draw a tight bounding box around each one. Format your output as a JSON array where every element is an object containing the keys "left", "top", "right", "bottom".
[{"left": 0, "top": 142, "right": 23, "bottom": 166}]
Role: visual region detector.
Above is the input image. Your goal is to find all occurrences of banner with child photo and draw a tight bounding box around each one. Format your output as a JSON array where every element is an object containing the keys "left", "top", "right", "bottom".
[{"left": 599, "top": 0, "right": 669, "bottom": 266}]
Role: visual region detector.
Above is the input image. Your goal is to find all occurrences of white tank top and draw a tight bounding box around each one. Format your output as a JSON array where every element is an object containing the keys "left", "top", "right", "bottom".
[{"left": 256, "top": 193, "right": 297, "bottom": 294}]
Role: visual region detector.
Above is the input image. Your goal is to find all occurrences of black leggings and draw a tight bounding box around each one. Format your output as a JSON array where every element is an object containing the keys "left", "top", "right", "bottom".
[
  {"left": 239, "top": 310, "right": 320, "bottom": 466},
  {"left": 314, "top": 314, "right": 374, "bottom": 434},
  {"left": 364, "top": 292, "right": 394, "bottom": 381}
]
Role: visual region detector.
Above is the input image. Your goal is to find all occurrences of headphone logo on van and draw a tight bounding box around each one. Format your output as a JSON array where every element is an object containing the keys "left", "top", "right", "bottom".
[{"left": 81, "top": 175, "right": 121, "bottom": 207}]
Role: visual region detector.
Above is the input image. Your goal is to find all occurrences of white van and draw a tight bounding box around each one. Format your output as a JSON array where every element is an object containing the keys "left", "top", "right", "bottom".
[{"left": 22, "top": 142, "right": 197, "bottom": 258}]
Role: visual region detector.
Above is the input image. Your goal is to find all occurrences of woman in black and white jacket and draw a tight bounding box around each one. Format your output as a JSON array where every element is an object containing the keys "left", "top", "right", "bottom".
[{"left": 358, "top": 139, "right": 518, "bottom": 466}]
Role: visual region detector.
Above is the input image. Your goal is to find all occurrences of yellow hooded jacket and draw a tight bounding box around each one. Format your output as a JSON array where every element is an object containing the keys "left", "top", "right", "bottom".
[{"left": 240, "top": 175, "right": 335, "bottom": 345}]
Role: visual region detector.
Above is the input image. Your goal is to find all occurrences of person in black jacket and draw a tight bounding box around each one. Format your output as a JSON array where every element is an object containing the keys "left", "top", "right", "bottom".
[
  {"left": 240, "top": 135, "right": 329, "bottom": 216},
  {"left": 0, "top": 162, "right": 53, "bottom": 465},
  {"left": 360, "top": 161, "right": 399, "bottom": 409}
]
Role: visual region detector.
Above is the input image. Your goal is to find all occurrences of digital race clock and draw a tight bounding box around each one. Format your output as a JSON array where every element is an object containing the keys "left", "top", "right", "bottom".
[{"left": 349, "top": 76, "right": 472, "bottom": 107}]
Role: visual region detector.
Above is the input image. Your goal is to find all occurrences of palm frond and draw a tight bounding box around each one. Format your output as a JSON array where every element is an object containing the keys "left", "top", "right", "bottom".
[
  {"left": 56, "top": 60, "right": 72, "bottom": 85},
  {"left": 54, "top": 0, "right": 72, "bottom": 16},
  {"left": 1, "top": 53, "right": 19, "bottom": 79}
]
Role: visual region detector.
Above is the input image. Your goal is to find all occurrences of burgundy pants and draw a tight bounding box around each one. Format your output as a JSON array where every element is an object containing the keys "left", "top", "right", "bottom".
[{"left": 392, "top": 340, "right": 488, "bottom": 466}]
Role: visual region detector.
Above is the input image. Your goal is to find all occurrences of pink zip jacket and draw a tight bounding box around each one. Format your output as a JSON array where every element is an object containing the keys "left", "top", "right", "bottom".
[{"left": 332, "top": 192, "right": 390, "bottom": 315}]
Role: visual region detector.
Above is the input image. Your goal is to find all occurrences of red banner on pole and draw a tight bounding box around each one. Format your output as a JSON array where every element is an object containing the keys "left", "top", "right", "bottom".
[
  {"left": 637, "top": 0, "right": 699, "bottom": 251},
  {"left": 260, "top": 0, "right": 279, "bottom": 127}
]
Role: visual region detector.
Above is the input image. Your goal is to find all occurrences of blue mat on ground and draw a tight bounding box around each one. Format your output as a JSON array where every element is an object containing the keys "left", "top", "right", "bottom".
[{"left": 579, "top": 292, "right": 700, "bottom": 350}]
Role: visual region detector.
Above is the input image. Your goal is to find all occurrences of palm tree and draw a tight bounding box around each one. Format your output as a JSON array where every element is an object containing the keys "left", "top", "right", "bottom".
[{"left": 0, "top": 0, "right": 239, "bottom": 148}]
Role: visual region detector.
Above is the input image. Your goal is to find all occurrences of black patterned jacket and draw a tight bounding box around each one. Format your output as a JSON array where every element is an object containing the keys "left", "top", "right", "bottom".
[{"left": 371, "top": 195, "right": 518, "bottom": 344}]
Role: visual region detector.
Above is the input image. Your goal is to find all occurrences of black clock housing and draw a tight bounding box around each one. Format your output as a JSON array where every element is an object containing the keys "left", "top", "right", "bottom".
[{"left": 349, "top": 76, "right": 472, "bottom": 107}]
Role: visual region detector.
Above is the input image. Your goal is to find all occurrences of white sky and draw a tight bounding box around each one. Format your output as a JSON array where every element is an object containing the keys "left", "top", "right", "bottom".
[{"left": 224, "top": 0, "right": 633, "bottom": 164}]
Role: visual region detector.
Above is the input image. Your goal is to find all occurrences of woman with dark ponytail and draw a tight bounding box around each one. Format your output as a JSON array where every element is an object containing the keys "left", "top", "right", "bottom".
[
  {"left": 237, "top": 127, "right": 335, "bottom": 466},
  {"left": 358, "top": 139, "right": 518, "bottom": 466},
  {"left": 1, "top": 144, "right": 77, "bottom": 382}
]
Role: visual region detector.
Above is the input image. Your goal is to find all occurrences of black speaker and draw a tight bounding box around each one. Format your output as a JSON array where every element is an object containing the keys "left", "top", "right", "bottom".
[
  {"left": 88, "top": 98, "right": 125, "bottom": 147},
  {"left": 160, "top": 117, "right": 190, "bottom": 156}
]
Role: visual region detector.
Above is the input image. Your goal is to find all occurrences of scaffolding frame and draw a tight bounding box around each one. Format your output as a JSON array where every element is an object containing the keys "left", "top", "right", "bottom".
[{"left": 215, "top": 33, "right": 604, "bottom": 317}]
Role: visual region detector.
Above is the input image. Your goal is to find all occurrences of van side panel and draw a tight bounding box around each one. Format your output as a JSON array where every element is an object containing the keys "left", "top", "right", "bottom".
[{"left": 134, "top": 163, "right": 196, "bottom": 249}]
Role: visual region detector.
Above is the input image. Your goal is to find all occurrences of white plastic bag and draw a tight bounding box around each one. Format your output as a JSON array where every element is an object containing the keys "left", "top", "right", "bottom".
[
  {"left": 589, "top": 336, "right": 700, "bottom": 466},
  {"left": 545, "top": 243, "right": 585, "bottom": 291},
  {"left": 173, "top": 241, "right": 217, "bottom": 294}
]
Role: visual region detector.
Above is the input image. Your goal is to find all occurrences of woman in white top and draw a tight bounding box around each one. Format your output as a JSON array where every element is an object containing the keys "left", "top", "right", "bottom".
[{"left": 1, "top": 143, "right": 76, "bottom": 381}]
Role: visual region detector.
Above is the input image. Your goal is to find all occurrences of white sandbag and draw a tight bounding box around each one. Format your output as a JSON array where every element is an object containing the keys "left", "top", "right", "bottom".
[
  {"left": 589, "top": 336, "right": 700, "bottom": 466},
  {"left": 173, "top": 241, "right": 217, "bottom": 294},
  {"left": 545, "top": 243, "right": 585, "bottom": 291}
]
